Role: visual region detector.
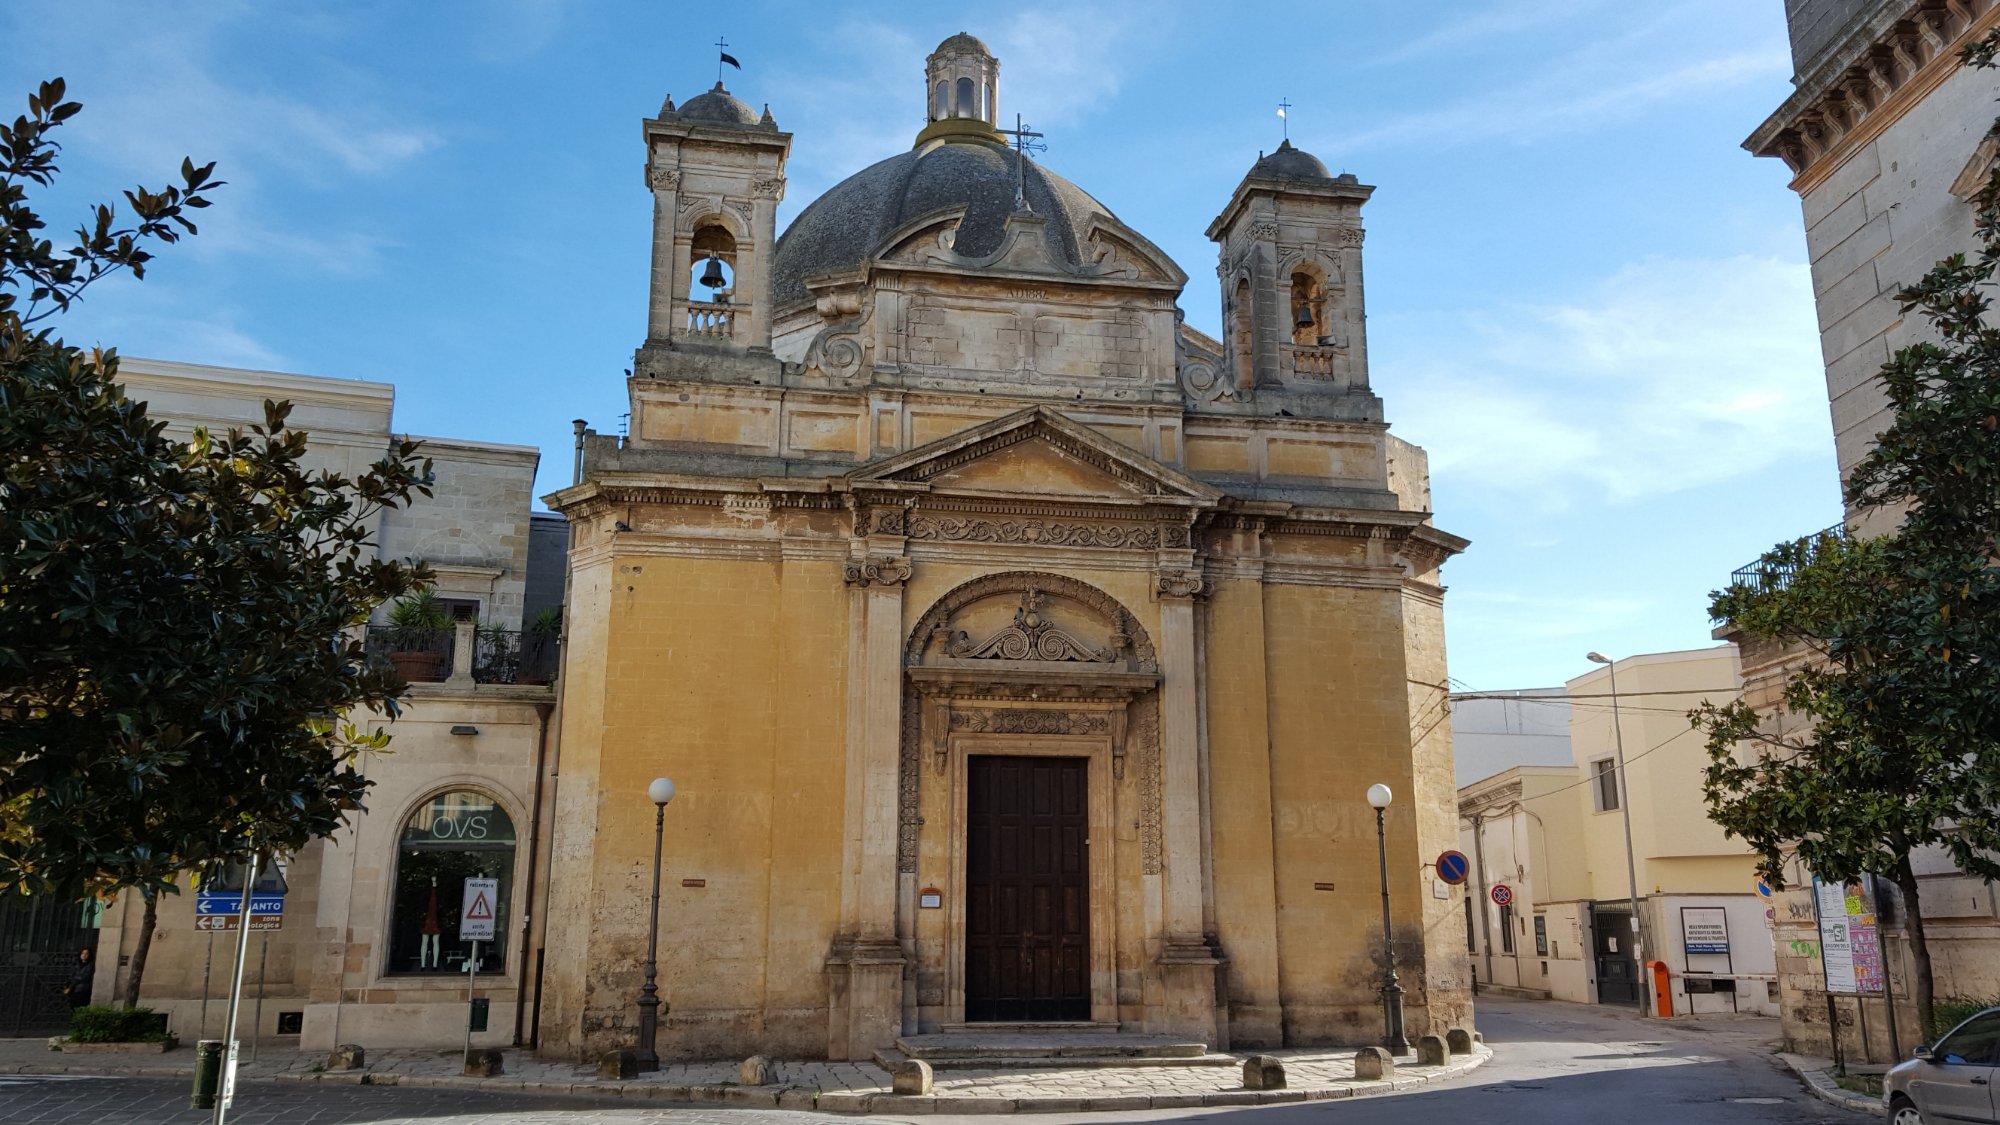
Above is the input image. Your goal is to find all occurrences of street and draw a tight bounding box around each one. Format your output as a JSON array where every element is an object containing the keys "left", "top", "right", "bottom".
[{"left": 0, "top": 999, "right": 1869, "bottom": 1123}]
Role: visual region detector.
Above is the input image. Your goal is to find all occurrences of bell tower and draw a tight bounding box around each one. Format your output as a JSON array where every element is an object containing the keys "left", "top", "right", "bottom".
[
  {"left": 642, "top": 82, "right": 791, "bottom": 353},
  {"left": 1204, "top": 141, "right": 1373, "bottom": 400}
]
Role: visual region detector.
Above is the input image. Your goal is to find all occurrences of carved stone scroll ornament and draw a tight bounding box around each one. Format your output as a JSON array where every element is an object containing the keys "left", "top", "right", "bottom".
[
  {"left": 648, "top": 167, "right": 682, "bottom": 192},
  {"left": 844, "top": 555, "right": 912, "bottom": 588},
  {"left": 1156, "top": 568, "right": 1206, "bottom": 600},
  {"left": 950, "top": 709, "right": 1111, "bottom": 735},
  {"left": 941, "top": 586, "right": 1122, "bottom": 663},
  {"left": 860, "top": 506, "right": 907, "bottom": 536},
  {"left": 750, "top": 176, "right": 785, "bottom": 200}
]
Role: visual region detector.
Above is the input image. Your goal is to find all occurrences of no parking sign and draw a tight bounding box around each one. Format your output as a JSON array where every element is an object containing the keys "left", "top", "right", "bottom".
[{"left": 1491, "top": 884, "right": 1514, "bottom": 907}]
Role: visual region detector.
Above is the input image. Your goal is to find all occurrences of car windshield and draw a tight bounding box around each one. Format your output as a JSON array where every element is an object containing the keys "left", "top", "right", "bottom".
[{"left": 1936, "top": 1012, "right": 2000, "bottom": 1065}]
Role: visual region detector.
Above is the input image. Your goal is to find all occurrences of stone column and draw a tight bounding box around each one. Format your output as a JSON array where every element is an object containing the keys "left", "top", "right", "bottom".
[
  {"left": 1153, "top": 564, "right": 1223, "bottom": 1042},
  {"left": 646, "top": 167, "right": 681, "bottom": 341},
  {"left": 827, "top": 547, "right": 910, "bottom": 1060},
  {"left": 747, "top": 181, "right": 783, "bottom": 353}
]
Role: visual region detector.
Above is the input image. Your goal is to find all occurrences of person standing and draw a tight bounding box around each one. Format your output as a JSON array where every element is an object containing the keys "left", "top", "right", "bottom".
[{"left": 64, "top": 948, "right": 93, "bottom": 1009}]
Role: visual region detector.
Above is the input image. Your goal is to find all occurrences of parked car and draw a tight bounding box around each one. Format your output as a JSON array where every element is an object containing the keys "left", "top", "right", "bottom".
[{"left": 1886, "top": 1006, "right": 2000, "bottom": 1124}]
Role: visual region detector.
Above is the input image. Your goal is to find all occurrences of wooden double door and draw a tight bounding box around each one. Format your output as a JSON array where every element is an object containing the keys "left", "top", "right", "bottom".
[{"left": 964, "top": 755, "right": 1090, "bottom": 1022}]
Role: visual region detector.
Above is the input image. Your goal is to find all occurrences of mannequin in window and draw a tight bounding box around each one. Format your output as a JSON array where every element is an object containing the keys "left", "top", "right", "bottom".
[{"left": 419, "top": 876, "right": 441, "bottom": 968}]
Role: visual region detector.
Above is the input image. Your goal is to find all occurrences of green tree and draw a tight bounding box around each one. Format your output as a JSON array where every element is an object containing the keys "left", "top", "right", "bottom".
[
  {"left": 0, "top": 80, "right": 435, "bottom": 1003},
  {"left": 1695, "top": 36, "right": 2000, "bottom": 1039}
]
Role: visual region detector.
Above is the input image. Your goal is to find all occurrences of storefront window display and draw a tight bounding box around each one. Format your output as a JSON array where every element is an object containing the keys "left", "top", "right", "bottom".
[{"left": 388, "top": 791, "right": 514, "bottom": 975}]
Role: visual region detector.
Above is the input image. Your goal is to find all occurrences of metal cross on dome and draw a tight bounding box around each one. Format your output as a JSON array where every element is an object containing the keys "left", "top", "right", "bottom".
[{"left": 996, "top": 113, "right": 1046, "bottom": 212}]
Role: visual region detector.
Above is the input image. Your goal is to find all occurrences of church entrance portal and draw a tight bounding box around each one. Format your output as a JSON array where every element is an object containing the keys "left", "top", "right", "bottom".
[{"left": 965, "top": 755, "right": 1090, "bottom": 1021}]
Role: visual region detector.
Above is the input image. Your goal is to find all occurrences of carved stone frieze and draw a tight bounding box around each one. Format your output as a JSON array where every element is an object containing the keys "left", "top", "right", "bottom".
[
  {"left": 860, "top": 505, "right": 907, "bottom": 536},
  {"left": 1134, "top": 695, "right": 1162, "bottom": 874},
  {"left": 750, "top": 176, "right": 785, "bottom": 199},
  {"left": 649, "top": 167, "right": 682, "bottom": 192},
  {"left": 949, "top": 709, "right": 1111, "bottom": 735},
  {"left": 907, "top": 514, "right": 1160, "bottom": 550},
  {"left": 844, "top": 555, "right": 912, "bottom": 587}
]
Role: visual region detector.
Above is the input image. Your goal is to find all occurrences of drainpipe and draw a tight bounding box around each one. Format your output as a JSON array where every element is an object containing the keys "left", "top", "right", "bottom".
[
  {"left": 1471, "top": 811, "right": 1495, "bottom": 987},
  {"left": 512, "top": 699, "right": 554, "bottom": 1045},
  {"left": 571, "top": 420, "right": 587, "bottom": 486}
]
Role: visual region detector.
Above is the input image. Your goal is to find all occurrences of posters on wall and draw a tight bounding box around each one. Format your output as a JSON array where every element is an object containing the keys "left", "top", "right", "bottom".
[{"left": 1813, "top": 876, "right": 1883, "bottom": 994}]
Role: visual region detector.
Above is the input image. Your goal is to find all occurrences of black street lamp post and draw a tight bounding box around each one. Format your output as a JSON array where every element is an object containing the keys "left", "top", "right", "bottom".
[
  {"left": 635, "top": 776, "right": 676, "bottom": 1071},
  {"left": 1367, "top": 782, "right": 1410, "bottom": 1056}
]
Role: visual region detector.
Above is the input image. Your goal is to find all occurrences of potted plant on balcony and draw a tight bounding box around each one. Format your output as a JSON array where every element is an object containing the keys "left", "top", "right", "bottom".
[
  {"left": 473, "top": 620, "right": 520, "bottom": 684},
  {"left": 519, "top": 606, "right": 562, "bottom": 685},
  {"left": 385, "top": 590, "right": 451, "bottom": 683}
]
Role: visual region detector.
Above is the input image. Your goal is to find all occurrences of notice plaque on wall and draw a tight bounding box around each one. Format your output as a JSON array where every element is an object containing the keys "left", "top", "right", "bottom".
[
  {"left": 919, "top": 887, "right": 942, "bottom": 910},
  {"left": 1680, "top": 906, "right": 1729, "bottom": 955}
]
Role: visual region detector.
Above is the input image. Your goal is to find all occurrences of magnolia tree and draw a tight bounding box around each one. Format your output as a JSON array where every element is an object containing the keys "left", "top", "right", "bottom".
[
  {"left": 1695, "top": 37, "right": 2000, "bottom": 1038},
  {"left": 0, "top": 80, "right": 434, "bottom": 1002}
]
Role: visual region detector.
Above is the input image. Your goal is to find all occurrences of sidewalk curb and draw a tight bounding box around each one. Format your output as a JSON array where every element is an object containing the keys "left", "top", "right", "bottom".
[
  {"left": 6, "top": 1045, "right": 1493, "bottom": 1114},
  {"left": 1777, "top": 1052, "right": 1882, "bottom": 1116},
  {"left": 265, "top": 1045, "right": 1493, "bottom": 1114}
]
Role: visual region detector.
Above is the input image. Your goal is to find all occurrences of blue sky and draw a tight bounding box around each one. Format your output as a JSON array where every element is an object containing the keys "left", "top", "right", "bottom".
[{"left": 9, "top": 1, "right": 1843, "bottom": 690}]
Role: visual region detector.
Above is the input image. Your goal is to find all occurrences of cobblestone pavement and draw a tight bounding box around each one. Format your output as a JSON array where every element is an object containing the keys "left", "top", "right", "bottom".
[{"left": 0, "top": 1074, "right": 860, "bottom": 1124}]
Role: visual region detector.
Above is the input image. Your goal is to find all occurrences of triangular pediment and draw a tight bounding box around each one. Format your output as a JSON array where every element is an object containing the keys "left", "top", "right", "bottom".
[{"left": 847, "top": 407, "right": 1221, "bottom": 504}]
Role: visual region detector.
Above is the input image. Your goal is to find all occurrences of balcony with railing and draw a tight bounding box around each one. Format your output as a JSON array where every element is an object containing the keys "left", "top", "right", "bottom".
[
  {"left": 1288, "top": 345, "right": 1343, "bottom": 382},
  {"left": 363, "top": 623, "right": 558, "bottom": 687},
  {"left": 1727, "top": 523, "right": 1846, "bottom": 593},
  {"left": 676, "top": 304, "right": 735, "bottom": 339}
]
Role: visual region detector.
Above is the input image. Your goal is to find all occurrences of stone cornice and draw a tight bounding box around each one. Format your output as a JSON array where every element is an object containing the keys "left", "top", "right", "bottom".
[{"left": 1746, "top": 0, "right": 1998, "bottom": 187}]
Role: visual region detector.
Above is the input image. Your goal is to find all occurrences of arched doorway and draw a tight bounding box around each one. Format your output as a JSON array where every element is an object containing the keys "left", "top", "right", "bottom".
[{"left": 899, "top": 573, "right": 1160, "bottom": 1027}]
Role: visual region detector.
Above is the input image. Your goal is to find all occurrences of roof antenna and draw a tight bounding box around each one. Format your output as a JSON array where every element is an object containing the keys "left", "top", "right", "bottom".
[{"left": 997, "top": 113, "right": 1046, "bottom": 212}]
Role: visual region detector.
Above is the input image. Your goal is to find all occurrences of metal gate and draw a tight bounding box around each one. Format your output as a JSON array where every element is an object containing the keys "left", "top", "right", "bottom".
[
  {"left": 0, "top": 890, "right": 100, "bottom": 1036},
  {"left": 1591, "top": 905, "right": 1640, "bottom": 1006}
]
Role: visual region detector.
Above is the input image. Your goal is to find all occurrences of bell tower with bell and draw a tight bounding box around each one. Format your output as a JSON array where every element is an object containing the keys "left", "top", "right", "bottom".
[
  {"left": 640, "top": 79, "right": 791, "bottom": 358},
  {"left": 1204, "top": 139, "right": 1374, "bottom": 406}
]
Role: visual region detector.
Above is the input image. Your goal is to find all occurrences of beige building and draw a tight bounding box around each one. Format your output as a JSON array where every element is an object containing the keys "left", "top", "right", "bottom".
[
  {"left": 1742, "top": 0, "right": 2000, "bottom": 1057},
  {"left": 84, "top": 358, "right": 563, "bottom": 1053},
  {"left": 1457, "top": 646, "right": 1777, "bottom": 1017},
  {"left": 538, "top": 33, "right": 1471, "bottom": 1062}
]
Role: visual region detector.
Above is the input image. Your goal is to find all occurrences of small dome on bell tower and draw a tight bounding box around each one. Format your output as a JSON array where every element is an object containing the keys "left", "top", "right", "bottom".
[{"left": 916, "top": 32, "right": 1004, "bottom": 148}]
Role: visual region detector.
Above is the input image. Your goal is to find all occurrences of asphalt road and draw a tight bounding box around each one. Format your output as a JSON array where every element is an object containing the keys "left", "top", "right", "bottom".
[{"left": 0, "top": 997, "right": 1872, "bottom": 1124}]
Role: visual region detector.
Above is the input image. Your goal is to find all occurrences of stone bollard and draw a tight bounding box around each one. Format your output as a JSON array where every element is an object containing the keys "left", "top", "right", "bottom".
[
  {"left": 1352, "top": 1046, "right": 1395, "bottom": 1081},
  {"left": 1241, "top": 1055, "right": 1286, "bottom": 1090},
  {"left": 891, "top": 1058, "right": 934, "bottom": 1096},
  {"left": 598, "top": 1050, "right": 639, "bottom": 1080},
  {"left": 1415, "top": 1035, "right": 1448, "bottom": 1066},
  {"left": 1446, "top": 1028, "right": 1474, "bottom": 1055},
  {"left": 327, "top": 1044, "right": 366, "bottom": 1071},
  {"left": 463, "top": 1048, "right": 505, "bottom": 1077},
  {"left": 740, "top": 1055, "right": 774, "bottom": 1085}
]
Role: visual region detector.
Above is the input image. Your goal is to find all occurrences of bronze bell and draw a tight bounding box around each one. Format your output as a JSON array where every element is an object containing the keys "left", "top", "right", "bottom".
[
  {"left": 1294, "top": 301, "right": 1315, "bottom": 329},
  {"left": 698, "top": 256, "right": 726, "bottom": 289}
]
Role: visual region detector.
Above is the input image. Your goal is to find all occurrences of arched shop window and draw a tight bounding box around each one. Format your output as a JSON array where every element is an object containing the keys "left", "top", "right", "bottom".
[{"left": 387, "top": 790, "right": 514, "bottom": 975}]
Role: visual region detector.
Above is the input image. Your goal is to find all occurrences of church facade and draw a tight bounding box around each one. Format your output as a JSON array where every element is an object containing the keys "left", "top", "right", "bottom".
[{"left": 540, "top": 33, "right": 1471, "bottom": 1061}]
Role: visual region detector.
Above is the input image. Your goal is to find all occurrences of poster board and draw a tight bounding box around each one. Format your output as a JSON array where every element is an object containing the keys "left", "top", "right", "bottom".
[{"left": 1813, "top": 876, "right": 1883, "bottom": 994}]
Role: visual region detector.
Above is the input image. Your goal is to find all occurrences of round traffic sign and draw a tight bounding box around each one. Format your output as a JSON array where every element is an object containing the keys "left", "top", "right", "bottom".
[
  {"left": 1436, "top": 850, "right": 1470, "bottom": 886},
  {"left": 1491, "top": 884, "right": 1513, "bottom": 907},
  {"left": 1755, "top": 879, "right": 1773, "bottom": 898}
]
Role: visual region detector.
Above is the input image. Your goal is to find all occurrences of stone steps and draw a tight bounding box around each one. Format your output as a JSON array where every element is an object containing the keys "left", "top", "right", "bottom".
[{"left": 885, "top": 1029, "right": 1230, "bottom": 1071}]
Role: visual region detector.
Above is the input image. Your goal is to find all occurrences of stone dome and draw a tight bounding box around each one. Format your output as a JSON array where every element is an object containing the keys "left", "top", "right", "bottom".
[
  {"left": 772, "top": 141, "right": 1115, "bottom": 309},
  {"left": 932, "top": 32, "right": 994, "bottom": 57},
  {"left": 674, "top": 82, "right": 760, "bottom": 126},
  {"left": 1249, "top": 140, "right": 1333, "bottom": 182}
]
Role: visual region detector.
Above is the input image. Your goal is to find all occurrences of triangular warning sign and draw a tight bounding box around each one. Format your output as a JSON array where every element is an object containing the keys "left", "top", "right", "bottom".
[{"left": 465, "top": 891, "right": 493, "bottom": 921}]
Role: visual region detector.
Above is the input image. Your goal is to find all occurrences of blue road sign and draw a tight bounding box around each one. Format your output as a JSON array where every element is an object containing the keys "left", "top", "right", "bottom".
[
  {"left": 1435, "top": 850, "right": 1470, "bottom": 886},
  {"left": 196, "top": 892, "right": 284, "bottom": 916}
]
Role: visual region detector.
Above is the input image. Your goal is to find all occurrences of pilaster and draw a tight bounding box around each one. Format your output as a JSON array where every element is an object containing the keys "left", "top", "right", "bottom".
[{"left": 1150, "top": 560, "right": 1223, "bottom": 1042}]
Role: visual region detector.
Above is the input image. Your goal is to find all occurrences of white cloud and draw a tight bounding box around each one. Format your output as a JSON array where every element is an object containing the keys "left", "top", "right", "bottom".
[
  {"left": 1386, "top": 254, "right": 1829, "bottom": 508},
  {"left": 1338, "top": 48, "right": 1786, "bottom": 152},
  {"left": 1366, "top": 0, "right": 1608, "bottom": 67}
]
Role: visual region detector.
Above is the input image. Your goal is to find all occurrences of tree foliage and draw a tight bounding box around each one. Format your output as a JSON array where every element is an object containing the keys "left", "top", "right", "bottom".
[
  {"left": 0, "top": 80, "right": 435, "bottom": 998},
  {"left": 1694, "top": 33, "right": 2000, "bottom": 1037}
]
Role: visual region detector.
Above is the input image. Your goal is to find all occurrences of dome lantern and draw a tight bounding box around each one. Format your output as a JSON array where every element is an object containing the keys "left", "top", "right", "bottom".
[{"left": 916, "top": 32, "right": 1004, "bottom": 148}]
